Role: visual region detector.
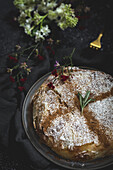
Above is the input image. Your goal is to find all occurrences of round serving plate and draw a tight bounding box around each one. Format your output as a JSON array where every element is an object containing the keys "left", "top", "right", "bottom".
[{"left": 22, "top": 68, "right": 113, "bottom": 170}]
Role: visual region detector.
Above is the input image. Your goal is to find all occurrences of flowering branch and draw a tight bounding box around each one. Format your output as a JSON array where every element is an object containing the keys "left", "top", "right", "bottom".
[
  {"left": 26, "top": 43, "right": 39, "bottom": 61},
  {"left": 47, "top": 48, "right": 75, "bottom": 89},
  {"left": 13, "top": 0, "right": 78, "bottom": 42},
  {"left": 7, "top": 43, "right": 44, "bottom": 91}
]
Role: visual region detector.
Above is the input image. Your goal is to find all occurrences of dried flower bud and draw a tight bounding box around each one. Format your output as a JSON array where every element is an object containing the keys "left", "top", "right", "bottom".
[
  {"left": 26, "top": 68, "right": 32, "bottom": 75},
  {"left": 20, "top": 62, "right": 28, "bottom": 69},
  {"left": 52, "top": 69, "right": 58, "bottom": 77},
  {"left": 60, "top": 75, "right": 69, "bottom": 82},
  {"left": 10, "top": 76, "right": 15, "bottom": 82},
  {"left": 7, "top": 68, "right": 13, "bottom": 74},
  {"left": 47, "top": 38, "right": 54, "bottom": 45},
  {"left": 47, "top": 82, "right": 55, "bottom": 89},
  {"left": 18, "top": 86, "right": 25, "bottom": 91}
]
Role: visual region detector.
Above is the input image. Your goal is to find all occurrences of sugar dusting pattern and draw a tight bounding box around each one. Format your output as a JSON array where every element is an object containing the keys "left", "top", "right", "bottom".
[
  {"left": 69, "top": 68, "right": 113, "bottom": 97},
  {"left": 89, "top": 96, "right": 113, "bottom": 140},
  {"left": 46, "top": 111, "right": 99, "bottom": 149}
]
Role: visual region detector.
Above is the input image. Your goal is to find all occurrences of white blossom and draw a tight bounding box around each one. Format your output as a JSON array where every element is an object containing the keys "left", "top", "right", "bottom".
[
  {"left": 35, "top": 25, "right": 51, "bottom": 42},
  {"left": 14, "top": 0, "right": 78, "bottom": 41},
  {"left": 24, "top": 24, "right": 32, "bottom": 35},
  {"left": 56, "top": 3, "right": 65, "bottom": 14},
  {"left": 41, "top": 25, "right": 51, "bottom": 36}
]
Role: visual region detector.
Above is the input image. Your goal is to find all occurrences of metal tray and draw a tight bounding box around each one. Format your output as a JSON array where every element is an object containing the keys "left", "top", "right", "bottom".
[{"left": 22, "top": 71, "right": 113, "bottom": 170}]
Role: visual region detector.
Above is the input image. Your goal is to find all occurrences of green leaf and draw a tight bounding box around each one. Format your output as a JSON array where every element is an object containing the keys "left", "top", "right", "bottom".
[
  {"left": 83, "top": 91, "right": 90, "bottom": 104},
  {"left": 84, "top": 98, "right": 93, "bottom": 107},
  {"left": 77, "top": 91, "right": 95, "bottom": 115},
  {"left": 78, "top": 92, "right": 83, "bottom": 109}
]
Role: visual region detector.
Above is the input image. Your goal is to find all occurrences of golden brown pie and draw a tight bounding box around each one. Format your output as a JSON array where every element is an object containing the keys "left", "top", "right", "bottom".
[{"left": 32, "top": 67, "right": 113, "bottom": 161}]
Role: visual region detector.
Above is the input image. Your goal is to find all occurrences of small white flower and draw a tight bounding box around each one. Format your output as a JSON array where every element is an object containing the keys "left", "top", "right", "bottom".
[
  {"left": 48, "top": 10, "right": 58, "bottom": 20},
  {"left": 40, "top": 25, "right": 50, "bottom": 36},
  {"left": 56, "top": 7, "right": 63, "bottom": 14},
  {"left": 38, "top": 1, "right": 57, "bottom": 13},
  {"left": 19, "top": 3, "right": 25, "bottom": 9},
  {"left": 47, "top": 2, "right": 57, "bottom": 9},
  {"left": 35, "top": 30, "right": 44, "bottom": 41},
  {"left": 26, "top": 18, "right": 32, "bottom": 24},
  {"left": 35, "top": 25, "right": 51, "bottom": 42},
  {"left": 19, "top": 11, "right": 26, "bottom": 18},
  {"left": 24, "top": 24, "right": 31, "bottom": 35},
  {"left": 56, "top": 3, "right": 65, "bottom": 14},
  {"left": 25, "top": 24, "right": 30, "bottom": 30}
]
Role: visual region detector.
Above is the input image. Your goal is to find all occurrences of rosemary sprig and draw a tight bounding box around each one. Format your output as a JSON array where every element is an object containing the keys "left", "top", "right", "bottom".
[{"left": 78, "top": 91, "right": 95, "bottom": 115}]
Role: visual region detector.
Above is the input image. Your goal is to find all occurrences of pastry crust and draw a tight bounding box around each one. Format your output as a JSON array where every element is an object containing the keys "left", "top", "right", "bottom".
[{"left": 32, "top": 67, "right": 113, "bottom": 161}]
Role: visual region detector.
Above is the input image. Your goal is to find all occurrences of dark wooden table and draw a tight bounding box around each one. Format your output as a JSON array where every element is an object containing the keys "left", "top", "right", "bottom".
[{"left": 0, "top": 0, "right": 113, "bottom": 170}]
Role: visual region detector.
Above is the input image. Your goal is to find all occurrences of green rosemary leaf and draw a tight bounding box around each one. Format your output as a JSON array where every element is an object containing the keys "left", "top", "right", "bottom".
[
  {"left": 83, "top": 91, "right": 90, "bottom": 104},
  {"left": 84, "top": 98, "right": 93, "bottom": 107},
  {"left": 77, "top": 91, "right": 95, "bottom": 115},
  {"left": 81, "top": 107, "right": 84, "bottom": 115},
  {"left": 78, "top": 92, "right": 83, "bottom": 110}
]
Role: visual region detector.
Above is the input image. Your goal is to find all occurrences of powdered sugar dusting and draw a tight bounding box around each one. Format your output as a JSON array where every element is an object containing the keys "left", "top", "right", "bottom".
[
  {"left": 33, "top": 67, "right": 113, "bottom": 152},
  {"left": 55, "top": 82, "right": 75, "bottom": 108},
  {"left": 46, "top": 111, "right": 99, "bottom": 149},
  {"left": 88, "top": 96, "right": 113, "bottom": 140},
  {"left": 33, "top": 88, "right": 67, "bottom": 127},
  {"left": 69, "top": 69, "right": 113, "bottom": 97}
]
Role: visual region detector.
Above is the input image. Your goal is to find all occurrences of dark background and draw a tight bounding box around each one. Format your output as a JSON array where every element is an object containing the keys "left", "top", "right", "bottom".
[{"left": 0, "top": 0, "right": 113, "bottom": 170}]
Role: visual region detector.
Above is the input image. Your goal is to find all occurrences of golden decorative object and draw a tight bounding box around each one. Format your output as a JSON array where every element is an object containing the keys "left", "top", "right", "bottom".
[{"left": 90, "top": 33, "right": 103, "bottom": 50}]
